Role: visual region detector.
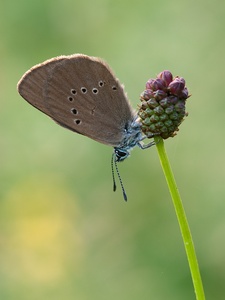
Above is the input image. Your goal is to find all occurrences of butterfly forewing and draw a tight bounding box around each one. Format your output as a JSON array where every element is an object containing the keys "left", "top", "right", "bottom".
[
  {"left": 17, "top": 56, "right": 66, "bottom": 115},
  {"left": 18, "top": 54, "right": 135, "bottom": 147}
]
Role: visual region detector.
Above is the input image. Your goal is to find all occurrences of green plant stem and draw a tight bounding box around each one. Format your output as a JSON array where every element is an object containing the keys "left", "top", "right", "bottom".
[{"left": 154, "top": 136, "right": 205, "bottom": 300}]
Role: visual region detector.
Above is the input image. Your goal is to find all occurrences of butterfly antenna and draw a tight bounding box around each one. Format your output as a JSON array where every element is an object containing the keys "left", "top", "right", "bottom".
[
  {"left": 111, "top": 154, "right": 117, "bottom": 192},
  {"left": 111, "top": 154, "right": 127, "bottom": 201}
]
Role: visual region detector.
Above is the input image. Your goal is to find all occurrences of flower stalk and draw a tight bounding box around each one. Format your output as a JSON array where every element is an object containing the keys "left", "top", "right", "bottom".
[
  {"left": 138, "top": 70, "right": 205, "bottom": 299},
  {"left": 154, "top": 136, "right": 205, "bottom": 300}
]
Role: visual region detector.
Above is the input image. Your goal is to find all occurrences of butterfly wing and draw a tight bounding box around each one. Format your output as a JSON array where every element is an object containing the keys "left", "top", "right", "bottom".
[
  {"left": 18, "top": 56, "right": 66, "bottom": 115},
  {"left": 18, "top": 54, "right": 135, "bottom": 147}
]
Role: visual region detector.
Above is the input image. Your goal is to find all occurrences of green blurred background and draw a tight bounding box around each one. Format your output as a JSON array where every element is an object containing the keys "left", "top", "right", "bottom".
[{"left": 0, "top": 0, "right": 224, "bottom": 299}]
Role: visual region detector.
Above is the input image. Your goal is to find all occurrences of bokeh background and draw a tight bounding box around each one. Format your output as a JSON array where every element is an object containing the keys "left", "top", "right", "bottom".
[{"left": 1, "top": 0, "right": 224, "bottom": 299}]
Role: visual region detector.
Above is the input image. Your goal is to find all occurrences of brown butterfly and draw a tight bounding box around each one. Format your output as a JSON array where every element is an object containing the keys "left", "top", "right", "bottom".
[{"left": 17, "top": 54, "right": 154, "bottom": 200}]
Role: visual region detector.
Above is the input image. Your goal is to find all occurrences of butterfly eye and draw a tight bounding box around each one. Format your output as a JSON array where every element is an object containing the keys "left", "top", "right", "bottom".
[{"left": 112, "top": 86, "right": 117, "bottom": 91}]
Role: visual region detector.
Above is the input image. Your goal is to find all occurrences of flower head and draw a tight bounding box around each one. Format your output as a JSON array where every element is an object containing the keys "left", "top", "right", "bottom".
[{"left": 138, "top": 70, "right": 190, "bottom": 139}]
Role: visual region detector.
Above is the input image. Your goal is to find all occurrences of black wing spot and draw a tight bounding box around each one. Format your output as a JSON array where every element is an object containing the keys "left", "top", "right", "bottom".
[
  {"left": 98, "top": 80, "right": 104, "bottom": 87},
  {"left": 71, "top": 89, "right": 77, "bottom": 95},
  {"left": 74, "top": 119, "right": 81, "bottom": 125},
  {"left": 92, "top": 88, "right": 99, "bottom": 94},
  {"left": 71, "top": 108, "right": 78, "bottom": 114}
]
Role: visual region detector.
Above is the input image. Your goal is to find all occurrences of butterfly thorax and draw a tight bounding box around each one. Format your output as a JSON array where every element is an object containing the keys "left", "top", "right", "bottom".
[{"left": 114, "top": 118, "right": 143, "bottom": 162}]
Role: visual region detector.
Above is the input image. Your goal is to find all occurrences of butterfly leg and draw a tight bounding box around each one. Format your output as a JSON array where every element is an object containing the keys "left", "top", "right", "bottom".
[
  {"left": 137, "top": 133, "right": 163, "bottom": 149},
  {"left": 137, "top": 140, "right": 155, "bottom": 149}
]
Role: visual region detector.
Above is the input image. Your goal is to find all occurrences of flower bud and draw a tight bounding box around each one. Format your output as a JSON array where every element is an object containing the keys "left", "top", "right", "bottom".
[
  {"left": 146, "top": 78, "right": 167, "bottom": 91},
  {"left": 153, "top": 90, "right": 167, "bottom": 101},
  {"left": 146, "top": 79, "right": 155, "bottom": 90},
  {"left": 157, "top": 70, "right": 173, "bottom": 86},
  {"left": 140, "top": 89, "right": 154, "bottom": 100},
  {"left": 138, "top": 70, "right": 190, "bottom": 139},
  {"left": 181, "top": 87, "right": 189, "bottom": 99},
  {"left": 168, "top": 77, "right": 185, "bottom": 97},
  {"left": 147, "top": 98, "right": 158, "bottom": 109}
]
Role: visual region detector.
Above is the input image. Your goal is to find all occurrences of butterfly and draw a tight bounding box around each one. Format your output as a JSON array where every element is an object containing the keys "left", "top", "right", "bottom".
[{"left": 17, "top": 54, "right": 154, "bottom": 200}]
